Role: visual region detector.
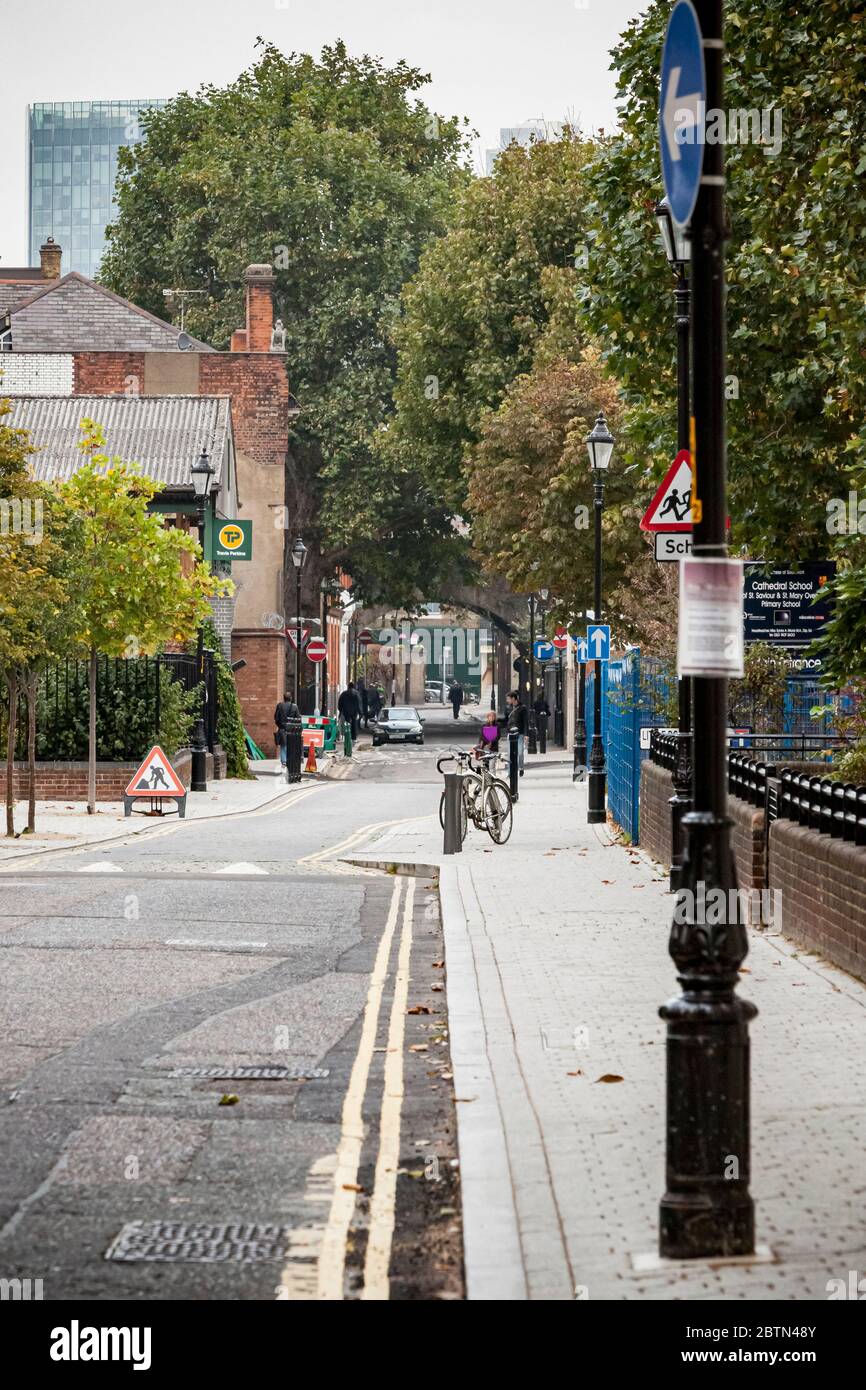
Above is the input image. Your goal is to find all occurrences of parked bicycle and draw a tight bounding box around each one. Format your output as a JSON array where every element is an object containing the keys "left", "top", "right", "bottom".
[{"left": 437, "top": 747, "right": 513, "bottom": 845}]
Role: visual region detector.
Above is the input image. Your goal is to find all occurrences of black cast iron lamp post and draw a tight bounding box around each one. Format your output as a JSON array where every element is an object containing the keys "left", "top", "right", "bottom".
[
  {"left": 585, "top": 411, "right": 613, "bottom": 824},
  {"left": 290, "top": 536, "right": 308, "bottom": 704},
  {"left": 527, "top": 594, "right": 538, "bottom": 755},
  {"left": 656, "top": 195, "right": 693, "bottom": 892},
  {"left": 658, "top": 0, "right": 756, "bottom": 1260},
  {"left": 190, "top": 449, "right": 214, "bottom": 793}
]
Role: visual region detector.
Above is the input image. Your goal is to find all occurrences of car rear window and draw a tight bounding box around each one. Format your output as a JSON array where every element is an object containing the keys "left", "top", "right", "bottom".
[{"left": 388, "top": 708, "right": 416, "bottom": 719}]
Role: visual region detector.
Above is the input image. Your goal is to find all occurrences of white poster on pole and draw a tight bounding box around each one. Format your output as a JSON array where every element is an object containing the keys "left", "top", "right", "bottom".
[{"left": 678, "top": 557, "right": 744, "bottom": 677}]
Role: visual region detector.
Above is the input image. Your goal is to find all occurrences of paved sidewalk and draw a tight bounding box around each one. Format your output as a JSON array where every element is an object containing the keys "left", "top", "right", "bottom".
[
  {"left": 0, "top": 761, "right": 304, "bottom": 863},
  {"left": 351, "top": 762, "right": 866, "bottom": 1301}
]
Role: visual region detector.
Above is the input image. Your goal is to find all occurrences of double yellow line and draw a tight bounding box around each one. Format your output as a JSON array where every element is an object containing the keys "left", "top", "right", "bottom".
[{"left": 279, "top": 874, "right": 416, "bottom": 1301}]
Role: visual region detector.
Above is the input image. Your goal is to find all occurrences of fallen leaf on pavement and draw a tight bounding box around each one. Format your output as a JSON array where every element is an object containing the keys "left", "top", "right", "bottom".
[
  {"left": 454, "top": 1096, "right": 477, "bottom": 1103},
  {"left": 595, "top": 1074, "right": 624, "bottom": 1084},
  {"left": 342, "top": 1182, "right": 364, "bottom": 1193},
  {"left": 567, "top": 1069, "right": 584, "bottom": 1077},
  {"left": 432, "top": 960, "right": 444, "bottom": 968},
  {"left": 407, "top": 1004, "right": 431, "bottom": 1014},
  {"left": 431, "top": 983, "right": 443, "bottom": 992},
  {"left": 218, "top": 1094, "right": 240, "bottom": 1106},
  {"left": 601, "top": 880, "right": 615, "bottom": 885},
  {"left": 409, "top": 1043, "right": 428, "bottom": 1052}
]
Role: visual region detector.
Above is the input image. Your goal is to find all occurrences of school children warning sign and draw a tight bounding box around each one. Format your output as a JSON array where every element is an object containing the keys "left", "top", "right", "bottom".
[
  {"left": 125, "top": 745, "right": 186, "bottom": 798},
  {"left": 640, "top": 450, "right": 694, "bottom": 532}
]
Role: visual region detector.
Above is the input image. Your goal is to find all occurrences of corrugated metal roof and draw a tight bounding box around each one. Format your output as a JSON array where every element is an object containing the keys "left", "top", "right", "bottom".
[{"left": 3, "top": 394, "right": 231, "bottom": 492}]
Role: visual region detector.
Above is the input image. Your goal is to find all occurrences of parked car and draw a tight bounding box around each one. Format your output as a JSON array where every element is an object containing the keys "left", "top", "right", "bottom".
[
  {"left": 371, "top": 706, "right": 425, "bottom": 746},
  {"left": 425, "top": 682, "right": 445, "bottom": 703}
]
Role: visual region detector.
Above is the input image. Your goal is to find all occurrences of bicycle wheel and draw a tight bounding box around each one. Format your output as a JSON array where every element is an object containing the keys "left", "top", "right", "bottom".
[{"left": 484, "top": 780, "right": 513, "bottom": 844}]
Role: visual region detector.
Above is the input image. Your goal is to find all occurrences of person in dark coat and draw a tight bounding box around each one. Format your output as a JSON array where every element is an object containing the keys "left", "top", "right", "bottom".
[
  {"left": 338, "top": 682, "right": 362, "bottom": 738},
  {"left": 448, "top": 680, "right": 464, "bottom": 720},
  {"left": 274, "top": 692, "right": 300, "bottom": 768},
  {"left": 357, "top": 677, "right": 370, "bottom": 729},
  {"left": 506, "top": 689, "right": 528, "bottom": 774},
  {"left": 368, "top": 685, "right": 383, "bottom": 720}
]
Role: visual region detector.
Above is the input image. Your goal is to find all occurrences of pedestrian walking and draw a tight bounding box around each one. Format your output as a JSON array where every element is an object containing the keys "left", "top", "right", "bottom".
[
  {"left": 506, "top": 689, "right": 528, "bottom": 775},
  {"left": 274, "top": 691, "right": 300, "bottom": 769},
  {"left": 368, "top": 685, "right": 383, "bottom": 720},
  {"left": 448, "top": 679, "right": 464, "bottom": 721},
  {"left": 358, "top": 677, "right": 370, "bottom": 729},
  {"left": 338, "top": 681, "right": 362, "bottom": 739}
]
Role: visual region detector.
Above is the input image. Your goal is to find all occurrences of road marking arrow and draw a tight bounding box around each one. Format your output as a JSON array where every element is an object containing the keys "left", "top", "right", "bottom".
[{"left": 663, "top": 66, "right": 702, "bottom": 163}]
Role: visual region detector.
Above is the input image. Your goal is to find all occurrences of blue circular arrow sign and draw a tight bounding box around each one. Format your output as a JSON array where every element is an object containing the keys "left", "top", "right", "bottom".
[{"left": 659, "top": 0, "right": 706, "bottom": 227}]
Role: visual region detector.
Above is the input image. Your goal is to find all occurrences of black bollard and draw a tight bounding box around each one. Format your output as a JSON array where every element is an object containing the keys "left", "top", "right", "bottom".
[
  {"left": 538, "top": 711, "right": 548, "bottom": 755},
  {"left": 509, "top": 729, "right": 519, "bottom": 802},
  {"left": 285, "top": 715, "right": 303, "bottom": 784},
  {"left": 442, "top": 772, "right": 463, "bottom": 855}
]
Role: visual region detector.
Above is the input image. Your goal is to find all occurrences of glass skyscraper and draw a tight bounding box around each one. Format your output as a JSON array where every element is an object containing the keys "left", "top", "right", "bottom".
[{"left": 28, "top": 100, "right": 167, "bottom": 279}]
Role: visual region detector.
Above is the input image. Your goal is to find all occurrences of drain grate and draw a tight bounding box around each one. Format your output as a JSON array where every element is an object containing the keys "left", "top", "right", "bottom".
[
  {"left": 106, "top": 1220, "right": 291, "bottom": 1263},
  {"left": 167, "top": 1065, "right": 329, "bottom": 1081}
]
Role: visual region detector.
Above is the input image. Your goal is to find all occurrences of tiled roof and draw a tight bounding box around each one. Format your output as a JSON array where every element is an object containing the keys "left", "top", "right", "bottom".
[
  {"left": 4, "top": 394, "right": 231, "bottom": 492},
  {"left": 2, "top": 273, "right": 214, "bottom": 352},
  {"left": 0, "top": 281, "right": 42, "bottom": 315}
]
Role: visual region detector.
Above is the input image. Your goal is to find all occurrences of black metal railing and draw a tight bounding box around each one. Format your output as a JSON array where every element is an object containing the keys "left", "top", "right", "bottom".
[
  {"left": 777, "top": 770, "right": 866, "bottom": 845},
  {"left": 6, "top": 651, "right": 217, "bottom": 764}
]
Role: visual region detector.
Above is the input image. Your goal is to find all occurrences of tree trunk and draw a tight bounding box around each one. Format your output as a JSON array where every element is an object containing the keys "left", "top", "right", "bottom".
[
  {"left": 26, "top": 668, "right": 37, "bottom": 834},
  {"left": 87, "top": 647, "right": 97, "bottom": 815},
  {"left": 6, "top": 669, "right": 18, "bottom": 837}
]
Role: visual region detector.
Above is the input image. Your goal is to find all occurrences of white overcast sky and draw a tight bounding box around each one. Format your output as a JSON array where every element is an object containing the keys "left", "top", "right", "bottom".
[{"left": 1, "top": 0, "right": 649, "bottom": 267}]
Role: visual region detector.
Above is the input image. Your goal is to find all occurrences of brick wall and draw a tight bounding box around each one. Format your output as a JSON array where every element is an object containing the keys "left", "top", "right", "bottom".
[
  {"left": 232, "top": 630, "right": 285, "bottom": 753},
  {"left": 75, "top": 352, "right": 145, "bottom": 395},
  {"left": 0, "top": 752, "right": 192, "bottom": 802},
  {"left": 769, "top": 820, "right": 866, "bottom": 983},
  {"left": 639, "top": 758, "right": 764, "bottom": 889},
  {"left": 639, "top": 760, "right": 673, "bottom": 867},
  {"left": 198, "top": 355, "right": 288, "bottom": 461}
]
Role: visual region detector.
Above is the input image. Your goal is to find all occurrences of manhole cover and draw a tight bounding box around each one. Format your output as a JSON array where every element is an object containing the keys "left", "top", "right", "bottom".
[
  {"left": 105, "top": 1221, "right": 291, "bottom": 1263},
  {"left": 167, "top": 1065, "right": 329, "bottom": 1080}
]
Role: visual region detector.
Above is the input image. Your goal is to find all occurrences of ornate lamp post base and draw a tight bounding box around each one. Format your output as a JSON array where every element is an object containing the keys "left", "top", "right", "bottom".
[
  {"left": 586, "top": 734, "right": 606, "bottom": 823},
  {"left": 659, "top": 809, "right": 757, "bottom": 1259}
]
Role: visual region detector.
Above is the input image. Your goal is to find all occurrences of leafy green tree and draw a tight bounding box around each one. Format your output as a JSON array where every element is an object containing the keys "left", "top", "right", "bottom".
[
  {"left": 466, "top": 344, "right": 638, "bottom": 618},
  {"left": 100, "top": 39, "right": 471, "bottom": 605},
  {"left": 198, "top": 619, "right": 254, "bottom": 778},
  {"left": 578, "top": 1, "right": 866, "bottom": 615},
  {"left": 60, "top": 421, "right": 229, "bottom": 813},
  {"left": 0, "top": 404, "right": 83, "bottom": 835},
  {"left": 390, "top": 134, "right": 597, "bottom": 515}
]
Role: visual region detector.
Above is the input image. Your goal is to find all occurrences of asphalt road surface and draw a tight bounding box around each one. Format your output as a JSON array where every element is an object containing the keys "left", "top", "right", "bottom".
[{"left": 0, "top": 708, "right": 477, "bottom": 1301}]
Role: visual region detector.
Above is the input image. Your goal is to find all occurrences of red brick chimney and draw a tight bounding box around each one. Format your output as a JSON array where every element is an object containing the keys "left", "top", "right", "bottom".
[
  {"left": 230, "top": 263, "right": 274, "bottom": 352},
  {"left": 39, "top": 237, "right": 62, "bottom": 280}
]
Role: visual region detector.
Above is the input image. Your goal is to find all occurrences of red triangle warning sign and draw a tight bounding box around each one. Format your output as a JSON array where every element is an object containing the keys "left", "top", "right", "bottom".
[
  {"left": 640, "top": 450, "right": 693, "bottom": 532},
  {"left": 284, "top": 627, "right": 310, "bottom": 651},
  {"left": 125, "top": 745, "right": 186, "bottom": 798}
]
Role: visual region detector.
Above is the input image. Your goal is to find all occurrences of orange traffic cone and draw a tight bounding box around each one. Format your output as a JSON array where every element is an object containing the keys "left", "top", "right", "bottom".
[{"left": 304, "top": 741, "right": 317, "bottom": 773}]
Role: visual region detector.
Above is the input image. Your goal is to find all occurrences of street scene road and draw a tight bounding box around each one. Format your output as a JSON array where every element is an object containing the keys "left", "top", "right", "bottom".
[
  {"left": 0, "top": 710, "right": 474, "bottom": 1301},
  {"left": 2, "top": 0, "right": 865, "bottom": 1361}
]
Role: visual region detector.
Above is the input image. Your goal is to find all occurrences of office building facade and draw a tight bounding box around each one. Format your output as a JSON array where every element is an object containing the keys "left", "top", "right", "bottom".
[{"left": 28, "top": 100, "right": 166, "bottom": 278}]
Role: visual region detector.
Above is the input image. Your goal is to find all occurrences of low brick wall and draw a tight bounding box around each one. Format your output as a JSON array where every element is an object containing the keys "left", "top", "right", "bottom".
[
  {"left": 639, "top": 760, "right": 673, "bottom": 867},
  {"left": 640, "top": 759, "right": 769, "bottom": 889},
  {"left": 0, "top": 751, "right": 196, "bottom": 802},
  {"left": 769, "top": 820, "right": 866, "bottom": 984}
]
